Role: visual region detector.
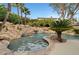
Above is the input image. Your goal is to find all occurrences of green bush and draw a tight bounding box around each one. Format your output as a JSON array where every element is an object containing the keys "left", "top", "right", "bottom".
[
  {"left": 0, "top": 4, "right": 21, "bottom": 24},
  {"left": 50, "top": 19, "right": 72, "bottom": 42},
  {"left": 27, "top": 19, "right": 54, "bottom": 27},
  {"left": 0, "top": 4, "right": 7, "bottom": 21},
  {"left": 8, "top": 14, "right": 21, "bottom": 24},
  {"left": 74, "top": 29, "right": 79, "bottom": 34},
  {"left": 50, "top": 19, "right": 72, "bottom": 31}
]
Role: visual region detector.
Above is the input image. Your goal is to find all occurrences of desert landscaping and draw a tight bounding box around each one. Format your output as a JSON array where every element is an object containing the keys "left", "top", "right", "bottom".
[
  {"left": 0, "top": 22, "right": 79, "bottom": 55},
  {"left": 0, "top": 3, "right": 79, "bottom": 55}
]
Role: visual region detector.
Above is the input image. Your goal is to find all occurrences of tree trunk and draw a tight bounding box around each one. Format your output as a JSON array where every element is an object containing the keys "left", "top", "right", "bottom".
[
  {"left": 56, "top": 31, "right": 63, "bottom": 42},
  {"left": 25, "top": 14, "right": 26, "bottom": 20},
  {"left": 60, "top": 4, "right": 65, "bottom": 19},
  {"left": 70, "top": 13, "right": 74, "bottom": 19},
  {"left": 8, "top": 3, "right": 11, "bottom": 11},
  {"left": 3, "top": 3, "right": 11, "bottom": 25},
  {"left": 17, "top": 7, "right": 19, "bottom": 16},
  {"left": 0, "top": 3, "right": 11, "bottom": 31},
  {"left": 16, "top": 3, "right": 20, "bottom": 16},
  {"left": 24, "top": 14, "right": 26, "bottom": 25},
  {"left": 20, "top": 10, "right": 23, "bottom": 24},
  {"left": 3, "top": 12, "right": 9, "bottom": 25}
]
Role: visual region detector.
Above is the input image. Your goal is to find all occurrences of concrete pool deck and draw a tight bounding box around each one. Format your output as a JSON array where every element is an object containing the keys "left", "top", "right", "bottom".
[{"left": 49, "top": 40, "right": 79, "bottom": 55}]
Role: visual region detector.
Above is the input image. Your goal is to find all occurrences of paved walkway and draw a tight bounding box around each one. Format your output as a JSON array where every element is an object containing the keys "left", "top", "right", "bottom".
[{"left": 49, "top": 40, "right": 79, "bottom": 55}]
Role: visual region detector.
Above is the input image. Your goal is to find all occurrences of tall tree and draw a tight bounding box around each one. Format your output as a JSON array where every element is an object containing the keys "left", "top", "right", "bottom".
[
  {"left": 0, "top": 3, "right": 11, "bottom": 31},
  {"left": 19, "top": 3, "right": 25, "bottom": 24},
  {"left": 50, "top": 3, "right": 79, "bottom": 20},
  {"left": 3, "top": 4, "right": 11, "bottom": 27},
  {"left": 67, "top": 3, "right": 79, "bottom": 19},
  {"left": 12, "top": 3, "right": 20, "bottom": 16},
  {"left": 60, "top": 4, "right": 66, "bottom": 19},
  {"left": 50, "top": 3, "right": 66, "bottom": 19},
  {"left": 3, "top": 3, "right": 11, "bottom": 24},
  {"left": 16, "top": 3, "right": 20, "bottom": 16},
  {"left": 12, "top": 3, "right": 30, "bottom": 24},
  {"left": 22, "top": 7, "right": 30, "bottom": 19},
  {"left": 19, "top": 3, "right": 30, "bottom": 24},
  {"left": 22, "top": 7, "right": 30, "bottom": 24}
]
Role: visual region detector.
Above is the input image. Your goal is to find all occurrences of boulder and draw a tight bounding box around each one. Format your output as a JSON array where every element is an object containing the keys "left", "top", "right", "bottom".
[
  {"left": 0, "top": 34, "right": 10, "bottom": 41},
  {"left": 0, "top": 40, "right": 12, "bottom": 55},
  {"left": 1, "top": 40, "right": 9, "bottom": 47},
  {"left": 0, "top": 48, "right": 12, "bottom": 55}
]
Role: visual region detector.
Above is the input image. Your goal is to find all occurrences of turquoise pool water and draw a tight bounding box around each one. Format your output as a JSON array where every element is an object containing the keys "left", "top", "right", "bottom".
[
  {"left": 8, "top": 33, "right": 49, "bottom": 51},
  {"left": 8, "top": 33, "right": 79, "bottom": 51},
  {"left": 31, "top": 33, "right": 79, "bottom": 40},
  {"left": 62, "top": 34, "right": 79, "bottom": 40}
]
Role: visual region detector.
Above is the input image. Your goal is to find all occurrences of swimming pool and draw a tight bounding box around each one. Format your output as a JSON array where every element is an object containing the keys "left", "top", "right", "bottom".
[
  {"left": 62, "top": 34, "right": 79, "bottom": 40},
  {"left": 8, "top": 33, "right": 79, "bottom": 51},
  {"left": 8, "top": 33, "right": 49, "bottom": 51}
]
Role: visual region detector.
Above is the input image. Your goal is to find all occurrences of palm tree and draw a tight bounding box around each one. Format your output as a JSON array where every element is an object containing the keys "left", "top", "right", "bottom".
[
  {"left": 3, "top": 3, "right": 11, "bottom": 24},
  {"left": 0, "top": 3, "right": 11, "bottom": 31},
  {"left": 12, "top": 3, "right": 23, "bottom": 17},
  {"left": 19, "top": 4, "right": 30, "bottom": 24},
  {"left": 18, "top": 3, "right": 25, "bottom": 24},
  {"left": 50, "top": 19, "right": 72, "bottom": 42},
  {"left": 22, "top": 7, "right": 30, "bottom": 24},
  {"left": 12, "top": 3, "right": 30, "bottom": 24},
  {"left": 13, "top": 3, "right": 20, "bottom": 16},
  {"left": 23, "top": 7, "right": 30, "bottom": 19},
  {"left": 16, "top": 3, "right": 21, "bottom": 16},
  {"left": 12, "top": 3, "right": 25, "bottom": 24}
]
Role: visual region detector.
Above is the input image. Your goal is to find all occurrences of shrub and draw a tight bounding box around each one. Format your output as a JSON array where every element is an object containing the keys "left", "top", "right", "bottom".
[
  {"left": 74, "top": 29, "right": 79, "bottom": 34},
  {"left": 50, "top": 19, "right": 72, "bottom": 42},
  {"left": 8, "top": 14, "right": 21, "bottom": 24},
  {"left": 27, "top": 19, "right": 54, "bottom": 27},
  {"left": 0, "top": 4, "right": 22, "bottom": 24},
  {"left": 0, "top": 4, "right": 7, "bottom": 21}
]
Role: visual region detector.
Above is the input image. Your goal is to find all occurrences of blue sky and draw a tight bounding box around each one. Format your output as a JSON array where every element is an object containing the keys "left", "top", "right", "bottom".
[
  {"left": 12, "top": 3, "right": 59, "bottom": 19},
  {"left": 11, "top": 3, "right": 79, "bottom": 20}
]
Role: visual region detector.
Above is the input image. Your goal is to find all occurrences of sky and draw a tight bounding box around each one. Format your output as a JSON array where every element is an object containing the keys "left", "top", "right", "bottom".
[
  {"left": 12, "top": 3, "right": 59, "bottom": 19},
  {"left": 11, "top": 3, "right": 79, "bottom": 20}
]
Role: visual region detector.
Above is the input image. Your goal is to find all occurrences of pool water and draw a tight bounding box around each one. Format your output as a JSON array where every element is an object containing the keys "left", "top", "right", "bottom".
[
  {"left": 8, "top": 33, "right": 79, "bottom": 51},
  {"left": 8, "top": 33, "right": 49, "bottom": 51},
  {"left": 62, "top": 34, "right": 79, "bottom": 40}
]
